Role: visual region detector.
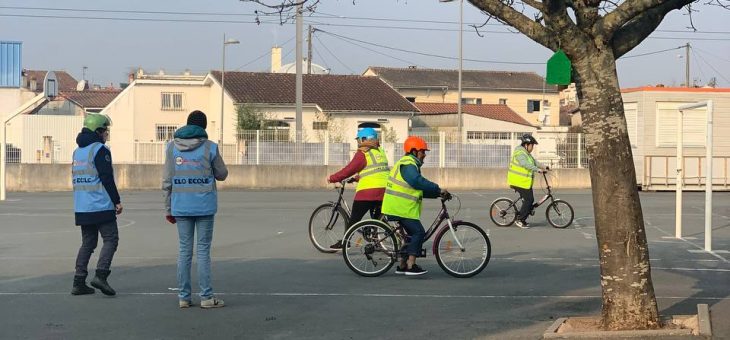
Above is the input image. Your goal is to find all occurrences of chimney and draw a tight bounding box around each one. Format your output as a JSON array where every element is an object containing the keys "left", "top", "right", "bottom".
[
  {"left": 30, "top": 77, "right": 37, "bottom": 92},
  {"left": 271, "top": 46, "right": 282, "bottom": 73}
]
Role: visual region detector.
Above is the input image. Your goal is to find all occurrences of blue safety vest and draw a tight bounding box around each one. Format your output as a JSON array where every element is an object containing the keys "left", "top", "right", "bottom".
[
  {"left": 72, "top": 142, "right": 114, "bottom": 213},
  {"left": 169, "top": 141, "right": 218, "bottom": 216}
]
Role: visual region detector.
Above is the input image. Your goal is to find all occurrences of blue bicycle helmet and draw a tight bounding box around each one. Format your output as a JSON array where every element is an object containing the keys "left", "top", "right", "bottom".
[{"left": 356, "top": 127, "right": 378, "bottom": 140}]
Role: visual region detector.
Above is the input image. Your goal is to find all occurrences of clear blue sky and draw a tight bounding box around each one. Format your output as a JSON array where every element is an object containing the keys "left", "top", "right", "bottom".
[{"left": 1, "top": 0, "right": 728, "bottom": 88}]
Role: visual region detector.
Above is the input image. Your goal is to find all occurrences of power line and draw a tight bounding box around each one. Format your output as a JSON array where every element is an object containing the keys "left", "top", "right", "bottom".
[
  {"left": 311, "top": 40, "right": 331, "bottom": 72},
  {"left": 234, "top": 36, "right": 296, "bottom": 71},
  {"left": 691, "top": 48, "right": 707, "bottom": 85},
  {"left": 318, "top": 29, "right": 421, "bottom": 67},
  {"left": 312, "top": 34, "right": 356, "bottom": 74},
  {"left": 692, "top": 49, "right": 730, "bottom": 85},
  {"left": 316, "top": 29, "right": 545, "bottom": 65},
  {"left": 0, "top": 5, "right": 258, "bottom": 16},
  {"left": 0, "top": 13, "right": 284, "bottom": 24},
  {"left": 618, "top": 46, "right": 684, "bottom": 59},
  {"left": 692, "top": 46, "right": 730, "bottom": 63},
  {"left": 4, "top": 5, "right": 730, "bottom": 37}
]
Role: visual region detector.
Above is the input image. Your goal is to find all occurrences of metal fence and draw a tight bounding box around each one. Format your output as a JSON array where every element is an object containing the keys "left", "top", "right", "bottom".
[{"left": 4, "top": 123, "right": 588, "bottom": 169}]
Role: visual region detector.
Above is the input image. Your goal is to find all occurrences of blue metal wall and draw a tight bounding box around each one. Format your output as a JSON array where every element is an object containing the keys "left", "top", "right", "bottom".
[{"left": 0, "top": 41, "right": 22, "bottom": 88}]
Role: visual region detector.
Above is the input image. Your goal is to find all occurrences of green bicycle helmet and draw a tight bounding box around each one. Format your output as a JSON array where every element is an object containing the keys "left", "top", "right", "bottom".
[{"left": 83, "top": 114, "right": 112, "bottom": 132}]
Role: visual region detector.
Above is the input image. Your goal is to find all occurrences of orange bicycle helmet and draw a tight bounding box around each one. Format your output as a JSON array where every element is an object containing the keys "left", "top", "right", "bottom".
[{"left": 403, "top": 136, "right": 429, "bottom": 153}]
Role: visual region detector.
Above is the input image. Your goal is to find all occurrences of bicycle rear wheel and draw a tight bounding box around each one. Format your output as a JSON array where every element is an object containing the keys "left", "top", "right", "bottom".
[
  {"left": 546, "top": 200, "right": 574, "bottom": 228},
  {"left": 489, "top": 198, "right": 517, "bottom": 227},
  {"left": 342, "top": 220, "right": 398, "bottom": 277},
  {"left": 434, "top": 221, "right": 491, "bottom": 278},
  {"left": 308, "top": 203, "right": 350, "bottom": 253}
]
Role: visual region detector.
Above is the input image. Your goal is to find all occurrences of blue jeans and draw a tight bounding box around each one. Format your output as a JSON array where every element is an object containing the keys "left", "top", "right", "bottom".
[
  {"left": 386, "top": 215, "right": 425, "bottom": 256},
  {"left": 176, "top": 215, "right": 215, "bottom": 301}
]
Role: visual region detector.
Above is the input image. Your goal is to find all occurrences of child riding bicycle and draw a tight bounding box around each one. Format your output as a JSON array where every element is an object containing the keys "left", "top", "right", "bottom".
[
  {"left": 508, "top": 134, "right": 549, "bottom": 229},
  {"left": 381, "top": 136, "right": 450, "bottom": 276},
  {"left": 327, "top": 127, "right": 389, "bottom": 249}
]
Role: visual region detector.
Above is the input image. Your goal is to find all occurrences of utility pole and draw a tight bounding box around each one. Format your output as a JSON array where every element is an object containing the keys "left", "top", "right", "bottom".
[
  {"left": 295, "top": 4, "right": 303, "bottom": 145},
  {"left": 685, "top": 42, "right": 690, "bottom": 88},
  {"left": 307, "top": 25, "right": 313, "bottom": 75}
]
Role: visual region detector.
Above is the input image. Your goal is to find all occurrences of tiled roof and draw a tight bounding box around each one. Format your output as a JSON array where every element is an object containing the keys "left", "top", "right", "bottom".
[
  {"left": 61, "top": 90, "right": 122, "bottom": 109},
  {"left": 210, "top": 71, "right": 417, "bottom": 112},
  {"left": 621, "top": 86, "right": 730, "bottom": 93},
  {"left": 23, "top": 70, "right": 78, "bottom": 92},
  {"left": 366, "top": 67, "right": 557, "bottom": 92},
  {"left": 414, "top": 103, "right": 533, "bottom": 127}
]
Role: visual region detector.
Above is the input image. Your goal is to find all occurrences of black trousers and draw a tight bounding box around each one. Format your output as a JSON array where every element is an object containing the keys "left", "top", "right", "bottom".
[
  {"left": 347, "top": 200, "right": 382, "bottom": 230},
  {"left": 74, "top": 220, "right": 119, "bottom": 277},
  {"left": 514, "top": 186, "right": 534, "bottom": 222}
]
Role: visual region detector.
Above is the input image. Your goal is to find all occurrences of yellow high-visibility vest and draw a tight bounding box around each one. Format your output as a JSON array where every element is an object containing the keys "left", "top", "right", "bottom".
[
  {"left": 356, "top": 147, "right": 389, "bottom": 192},
  {"left": 381, "top": 155, "right": 423, "bottom": 219},
  {"left": 507, "top": 147, "right": 535, "bottom": 189}
]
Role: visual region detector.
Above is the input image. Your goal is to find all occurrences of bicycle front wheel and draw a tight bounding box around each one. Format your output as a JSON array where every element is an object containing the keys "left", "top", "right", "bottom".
[
  {"left": 308, "top": 203, "right": 350, "bottom": 253},
  {"left": 434, "top": 221, "right": 491, "bottom": 278},
  {"left": 489, "top": 198, "right": 517, "bottom": 227},
  {"left": 342, "top": 220, "right": 398, "bottom": 277},
  {"left": 546, "top": 200, "right": 574, "bottom": 228}
]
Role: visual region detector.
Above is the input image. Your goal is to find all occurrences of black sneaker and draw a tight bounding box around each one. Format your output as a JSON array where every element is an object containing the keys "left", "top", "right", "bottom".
[
  {"left": 405, "top": 264, "right": 428, "bottom": 276},
  {"left": 394, "top": 265, "right": 407, "bottom": 275},
  {"left": 330, "top": 240, "right": 343, "bottom": 249}
]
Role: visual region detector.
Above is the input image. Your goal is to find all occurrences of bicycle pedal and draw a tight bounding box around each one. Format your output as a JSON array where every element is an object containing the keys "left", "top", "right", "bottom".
[{"left": 419, "top": 249, "right": 427, "bottom": 258}]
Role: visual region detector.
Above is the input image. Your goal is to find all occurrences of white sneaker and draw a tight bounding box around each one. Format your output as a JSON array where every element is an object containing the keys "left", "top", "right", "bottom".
[
  {"left": 515, "top": 220, "right": 530, "bottom": 229},
  {"left": 179, "top": 300, "right": 193, "bottom": 308},
  {"left": 200, "top": 297, "right": 225, "bottom": 309}
]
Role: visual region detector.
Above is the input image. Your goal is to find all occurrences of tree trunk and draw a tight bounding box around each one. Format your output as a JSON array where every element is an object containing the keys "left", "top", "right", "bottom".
[{"left": 572, "top": 47, "right": 660, "bottom": 330}]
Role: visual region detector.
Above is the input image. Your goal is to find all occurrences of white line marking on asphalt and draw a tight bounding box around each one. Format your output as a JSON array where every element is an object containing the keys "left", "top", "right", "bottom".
[
  {"left": 689, "top": 249, "right": 730, "bottom": 254},
  {"left": 0, "top": 292, "right": 727, "bottom": 301},
  {"left": 662, "top": 236, "right": 697, "bottom": 240},
  {"left": 647, "top": 222, "right": 729, "bottom": 263}
]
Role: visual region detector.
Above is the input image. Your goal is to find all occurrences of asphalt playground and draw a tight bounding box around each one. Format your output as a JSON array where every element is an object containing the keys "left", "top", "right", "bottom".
[{"left": 0, "top": 187, "right": 728, "bottom": 339}]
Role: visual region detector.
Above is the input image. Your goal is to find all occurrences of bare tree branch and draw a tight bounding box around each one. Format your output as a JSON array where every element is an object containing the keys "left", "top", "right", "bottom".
[
  {"left": 469, "top": 0, "right": 559, "bottom": 50},
  {"left": 704, "top": 0, "right": 730, "bottom": 8},
  {"left": 611, "top": 0, "right": 694, "bottom": 58},
  {"left": 601, "top": 0, "right": 701, "bottom": 37},
  {"left": 521, "top": 0, "right": 545, "bottom": 11}
]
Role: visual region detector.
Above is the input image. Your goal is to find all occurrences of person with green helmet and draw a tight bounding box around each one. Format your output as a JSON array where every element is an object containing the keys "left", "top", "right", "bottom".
[
  {"left": 326, "top": 127, "right": 390, "bottom": 249},
  {"left": 71, "top": 113, "right": 122, "bottom": 296},
  {"left": 508, "top": 133, "right": 549, "bottom": 229}
]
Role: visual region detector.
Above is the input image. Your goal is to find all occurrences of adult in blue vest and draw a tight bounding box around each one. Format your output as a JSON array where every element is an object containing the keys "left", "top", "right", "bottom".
[
  {"left": 162, "top": 110, "right": 228, "bottom": 309},
  {"left": 507, "top": 134, "right": 549, "bottom": 229},
  {"left": 71, "top": 114, "right": 123, "bottom": 296}
]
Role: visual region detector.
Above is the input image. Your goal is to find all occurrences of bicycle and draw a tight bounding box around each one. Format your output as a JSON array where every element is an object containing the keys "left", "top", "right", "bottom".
[
  {"left": 342, "top": 194, "right": 491, "bottom": 278},
  {"left": 489, "top": 171, "right": 574, "bottom": 228},
  {"left": 308, "top": 178, "right": 355, "bottom": 253}
]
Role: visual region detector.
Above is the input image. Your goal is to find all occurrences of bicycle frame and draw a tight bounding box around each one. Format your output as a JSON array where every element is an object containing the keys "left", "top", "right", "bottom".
[
  {"left": 512, "top": 172, "right": 556, "bottom": 211},
  {"left": 374, "top": 196, "right": 465, "bottom": 257},
  {"left": 324, "top": 181, "right": 352, "bottom": 231}
]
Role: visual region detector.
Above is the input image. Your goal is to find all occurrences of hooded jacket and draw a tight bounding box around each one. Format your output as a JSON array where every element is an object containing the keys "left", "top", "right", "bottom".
[
  {"left": 74, "top": 128, "right": 121, "bottom": 226},
  {"left": 162, "top": 125, "right": 228, "bottom": 215}
]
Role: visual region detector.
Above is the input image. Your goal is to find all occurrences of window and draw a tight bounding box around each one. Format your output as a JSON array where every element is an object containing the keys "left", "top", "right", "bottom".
[
  {"left": 499, "top": 98, "right": 507, "bottom": 105},
  {"left": 655, "top": 102, "right": 706, "bottom": 147},
  {"left": 405, "top": 97, "right": 416, "bottom": 103},
  {"left": 462, "top": 98, "right": 482, "bottom": 105},
  {"left": 313, "top": 121, "right": 328, "bottom": 130},
  {"left": 527, "top": 99, "right": 541, "bottom": 113},
  {"left": 358, "top": 122, "right": 381, "bottom": 129},
  {"left": 156, "top": 124, "right": 178, "bottom": 141},
  {"left": 161, "top": 92, "right": 184, "bottom": 111},
  {"left": 467, "top": 131, "right": 511, "bottom": 140}
]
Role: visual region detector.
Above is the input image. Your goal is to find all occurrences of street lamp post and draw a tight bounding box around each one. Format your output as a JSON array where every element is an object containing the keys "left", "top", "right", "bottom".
[
  {"left": 439, "top": 0, "right": 463, "bottom": 139},
  {"left": 220, "top": 34, "right": 240, "bottom": 144}
]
